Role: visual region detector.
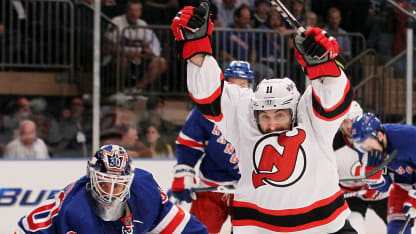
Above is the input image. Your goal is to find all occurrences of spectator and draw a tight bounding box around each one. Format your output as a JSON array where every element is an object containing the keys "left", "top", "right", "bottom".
[
  {"left": 216, "top": 0, "right": 239, "bottom": 28},
  {"left": 58, "top": 97, "right": 92, "bottom": 157},
  {"left": 144, "top": 124, "right": 174, "bottom": 158},
  {"left": 120, "top": 124, "right": 153, "bottom": 158},
  {"left": 324, "top": 7, "right": 352, "bottom": 59},
  {"left": 142, "top": 0, "right": 179, "bottom": 25},
  {"left": 2, "top": 97, "right": 31, "bottom": 140},
  {"left": 251, "top": 0, "right": 269, "bottom": 28},
  {"left": 218, "top": 5, "right": 273, "bottom": 78},
  {"left": 139, "top": 95, "right": 180, "bottom": 146},
  {"left": 105, "top": 0, "right": 167, "bottom": 93},
  {"left": 282, "top": 0, "right": 305, "bottom": 34},
  {"left": 365, "top": 1, "right": 394, "bottom": 63},
  {"left": 3, "top": 120, "right": 49, "bottom": 159},
  {"left": 306, "top": 11, "right": 319, "bottom": 28},
  {"left": 291, "top": 0, "right": 306, "bottom": 25},
  {"left": 29, "top": 98, "right": 62, "bottom": 147},
  {"left": 256, "top": 11, "right": 285, "bottom": 78}
]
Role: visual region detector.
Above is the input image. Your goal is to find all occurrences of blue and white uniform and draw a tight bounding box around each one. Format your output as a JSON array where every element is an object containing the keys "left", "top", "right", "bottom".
[
  {"left": 176, "top": 107, "right": 240, "bottom": 186},
  {"left": 16, "top": 168, "right": 207, "bottom": 234}
]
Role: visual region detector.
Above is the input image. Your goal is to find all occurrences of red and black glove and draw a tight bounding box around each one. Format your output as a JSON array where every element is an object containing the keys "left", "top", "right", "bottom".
[
  {"left": 171, "top": 1, "right": 214, "bottom": 60},
  {"left": 293, "top": 27, "right": 341, "bottom": 79}
]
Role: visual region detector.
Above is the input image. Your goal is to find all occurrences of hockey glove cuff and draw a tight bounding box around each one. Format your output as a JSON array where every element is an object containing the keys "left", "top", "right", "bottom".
[{"left": 171, "top": 164, "right": 197, "bottom": 203}]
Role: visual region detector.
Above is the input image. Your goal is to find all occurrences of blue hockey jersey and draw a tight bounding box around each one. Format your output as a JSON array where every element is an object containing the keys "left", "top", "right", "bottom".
[
  {"left": 176, "top": 107, "right": 240, "bottom": 185},
  {"left": 373, "top": 124, "right": 416, "bottom": 192},
  {"left": 15, "top": 168, "right": 208, "bottom": 234}
]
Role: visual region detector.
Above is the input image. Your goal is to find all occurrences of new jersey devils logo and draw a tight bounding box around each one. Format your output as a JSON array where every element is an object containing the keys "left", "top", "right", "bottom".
[{"left": 252, "top": 129, "right": 306, "bottom": 188}]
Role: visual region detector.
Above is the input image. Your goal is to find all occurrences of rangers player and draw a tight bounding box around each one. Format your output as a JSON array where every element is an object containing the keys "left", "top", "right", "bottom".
[
  {"left": 333, "top": 101, "right": 388, "bottom": 233},
  {"left": 171, "top": 61, "right": 253, "bottom": 233},
  {"left": 352, "top": 113, "right": 416, "bottom": 234},
  {"left": 171, "top": 2, "right": 355, "bottom": 233},
  {"left": 15, "top": 145, "right": 207, "bottom": 234}
]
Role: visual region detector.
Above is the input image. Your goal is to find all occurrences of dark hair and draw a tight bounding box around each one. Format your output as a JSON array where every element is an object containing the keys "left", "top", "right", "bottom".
[
  {"left": 127, "top": 0, "right": 142, "bottom": 10},
  {"left": 146, "top": 96, "right": 165, "bottom": 111},
  {"left": 234, "top": 4, "right": 250, "bottom": 18},
  {"left": 254, "top": 0, "right": 268, "bottom": 8}
]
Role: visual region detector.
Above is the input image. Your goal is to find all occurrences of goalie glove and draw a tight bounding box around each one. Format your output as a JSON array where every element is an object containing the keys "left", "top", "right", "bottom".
[
  {"left": 171, "top": 1, "right": 214, "bottom": 60},
  {"left": 171, "top": 164, "right": 197, "bottom": 203},
  {"left": 293, "top": 27, "right": 341, "bottom": 79},
  {"left": 403, "top": 189, "right": 416, "bottom": 218}
]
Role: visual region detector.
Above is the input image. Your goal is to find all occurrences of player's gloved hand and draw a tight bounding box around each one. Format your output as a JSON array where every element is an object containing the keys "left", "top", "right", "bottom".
[
  {"left": 363, "top": 150, "right": 387, "bottom": 189},
  {"left": 171, "top": 164, "right": 197, "bottom": 203},
  {"left": 293, "top": 27, "right": 341, "bottom": 79},
  {"left": 171, "top": 1, "right": 214, "bottom": 60},
  {"left": 403, "top": 189, "right": 416, "bottom": 218},
  {"left": 360, "top": 187, "right": 384, "bottom": 200}
]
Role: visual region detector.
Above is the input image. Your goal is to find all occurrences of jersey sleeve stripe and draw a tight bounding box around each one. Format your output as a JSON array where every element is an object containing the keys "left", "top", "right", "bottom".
[
  {"left": 232, "top": 190, "right": 348, "bottom": 232},
  {"left": 188, "top": 72, "right": 224, "bottom": 105},
  {"left": 201, "top": 112, "right": 223, "bottom": 122},
  {"left": 189, "top": 79, "right": 224, "bottom": 121},
  {"left": 160, "top": 205, "right": 186, "bottom": 234},
  {"left": 312, "top": 79, "right": 354, "bottom": 121},
  {"left": 176, "top": 133, "right": 205, "bottom": 151},
  {"left": 150, "top": 205, "right": 190, "bottom": 234}
]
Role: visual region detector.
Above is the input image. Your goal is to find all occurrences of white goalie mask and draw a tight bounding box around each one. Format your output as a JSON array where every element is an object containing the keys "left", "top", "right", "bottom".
[
  {"left": 86, "top": 144, "right": 135, "bottom": 221},
  {"left": 251, "top": 78, "right": 300, "bottom": 126}
]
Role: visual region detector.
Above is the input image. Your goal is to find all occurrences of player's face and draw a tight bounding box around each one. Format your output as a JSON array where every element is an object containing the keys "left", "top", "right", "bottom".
[
  {"left": 340, "top": 119, "right": 353, "bottom": 138},
  {"left": 356, "top": 134, "right": 384, "bottom": 153},
  {"left": 258, "top": 109, "right": 292, "bottom": 134},
  {"left": 228, "top": 77, "right": 249, "bottom": 88},
  {"left": 98, "top": 181, "right": 128, "bottom": 200}
]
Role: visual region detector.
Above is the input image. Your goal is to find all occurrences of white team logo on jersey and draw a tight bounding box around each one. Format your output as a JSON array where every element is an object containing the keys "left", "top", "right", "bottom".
[{"left": 252, "top": 129, "right": 307, "bottom": 188}]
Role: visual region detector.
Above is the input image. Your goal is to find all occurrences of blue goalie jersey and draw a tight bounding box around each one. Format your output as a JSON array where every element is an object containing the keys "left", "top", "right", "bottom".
[
  {"left": 15, "top": 168, "right": 207, "bottom": 234},
  {"left": 176, "top": 107, "right": 240, "bottom": 185}
]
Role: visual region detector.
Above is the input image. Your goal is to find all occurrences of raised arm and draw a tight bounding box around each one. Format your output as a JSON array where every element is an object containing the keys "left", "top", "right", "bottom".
[{"left": 293, "top": 27, "right": 353, "bottom": 144}]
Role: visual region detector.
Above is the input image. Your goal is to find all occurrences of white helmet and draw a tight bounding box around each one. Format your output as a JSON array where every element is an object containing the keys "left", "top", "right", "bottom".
[
  {"left": 251, "top": 78, "right": 300, "bottom": 123},
  {"left": 344, "top": 100, "right": 363, "bottom": 120}
]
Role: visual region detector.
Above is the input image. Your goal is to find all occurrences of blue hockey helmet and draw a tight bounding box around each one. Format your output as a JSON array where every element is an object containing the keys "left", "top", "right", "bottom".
[
  {"left": 87, "top": 144, "right": 135, "bottom": 221},
  {"left": 351, "top": 113, "right": 383, "bottom": 152},
  {"left": 224, "top": 61, "right": 254, "bottom": 81}
]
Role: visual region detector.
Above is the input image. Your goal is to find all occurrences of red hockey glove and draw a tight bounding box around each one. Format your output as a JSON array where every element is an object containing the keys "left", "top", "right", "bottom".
[
  {"left": 171, "top": 1, "right": 214, "bottom": 60},
  {"left": 293, "top": 27, "right": 341, "bottom": 79},
  {"left": 403, "top": 189, "right": 416, "bottom": 218},
  {"left": 363, "top": 150, "right": 387, "bottom": 189},
  {"left": 171, "top": 164, "right": 197, "bottom": 203}
]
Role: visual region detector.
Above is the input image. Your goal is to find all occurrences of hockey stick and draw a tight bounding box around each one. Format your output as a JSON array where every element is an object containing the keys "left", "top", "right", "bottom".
[
  {"left": 339, "top": 150, "right": 398, "bottom": 182},
  {"left": 269, "top": 0, "right": 306, "bottom": 35},
  {"left": 399, "top": 215, "right": 412, "bottom": 234},
  {"left": 191, "top": 184, "right": 236, "bottom": 194}
]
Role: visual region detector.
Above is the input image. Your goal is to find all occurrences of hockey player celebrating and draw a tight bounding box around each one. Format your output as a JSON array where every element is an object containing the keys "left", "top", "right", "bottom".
[
  {"left": 333, "top": 101, "right": 388, "bottom": 233},
  {"left": 171, "top": 61, "right": 253, "bottom": 233},
  {"left": 351, "top": 113, "right": 416, "bottom": 234},
  {"left": 171, "top": 2, "right": 355, "bottom": 233},
  {"left": 15, "top": 144, "right": 207, "bottom": 234}
]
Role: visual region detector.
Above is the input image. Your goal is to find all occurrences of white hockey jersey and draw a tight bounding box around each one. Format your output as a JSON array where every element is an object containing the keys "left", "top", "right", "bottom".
[
  {"left": 187, "top": 55, "right": 353, "bottom": 233},
  {"left": 333, "top": 130, "right": 388, "bottom": 200}
]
